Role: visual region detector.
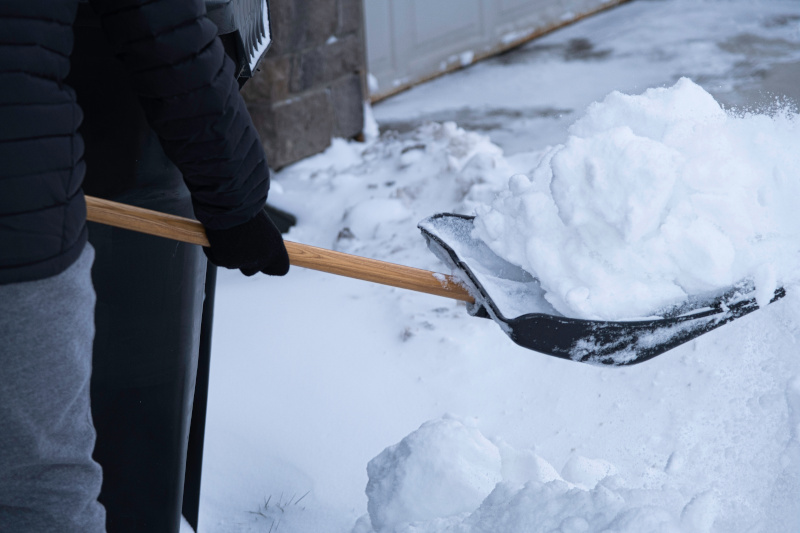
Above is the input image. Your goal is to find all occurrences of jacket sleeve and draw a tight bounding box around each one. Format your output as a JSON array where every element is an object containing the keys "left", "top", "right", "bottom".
[{"left": 89, "top": 0, "right": 269, "bottom": 230}]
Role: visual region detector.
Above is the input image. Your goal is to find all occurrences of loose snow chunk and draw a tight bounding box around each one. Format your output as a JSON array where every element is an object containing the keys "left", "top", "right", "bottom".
[
  {"left": 561, "top": 455, "right": 618, "bottom": 489},
  {"left": 473, "top": 78, "right": 800, "bottom": 320},
  {"left": 497, "top": 440, "right": 563, "bottom": 486},
  {"left": 365, "top": 415, "right": 502, "bottom": 531}
]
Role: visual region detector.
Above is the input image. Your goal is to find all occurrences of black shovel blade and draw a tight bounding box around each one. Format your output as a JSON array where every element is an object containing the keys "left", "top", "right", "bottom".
[{"left": 418, "top": 214, "right": 786, "bottom": 366}]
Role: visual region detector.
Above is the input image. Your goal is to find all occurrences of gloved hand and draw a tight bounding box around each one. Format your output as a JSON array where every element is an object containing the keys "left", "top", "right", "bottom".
[{"left": 203, "top": 208, "right": 290, "bottom": 276}]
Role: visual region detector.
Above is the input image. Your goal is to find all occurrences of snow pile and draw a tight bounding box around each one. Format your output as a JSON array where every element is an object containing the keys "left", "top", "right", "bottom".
[
  {"left": 473, "top": 78, "right": 800, "bottom": 320},
  {"left": 357, "top": 416, "right": 720, "bottom": 533},
  {"left": 206, "top": 105, "right": 800, "bottom": 533},
  {"left": 274, "top": 120, "right": 520, "bottom": 271},
  {"left": 364, "top": 416, "right": 501, "bottom": 531}
]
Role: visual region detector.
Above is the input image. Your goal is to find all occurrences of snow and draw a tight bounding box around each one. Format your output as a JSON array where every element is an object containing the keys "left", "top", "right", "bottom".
[
  {"left": 364, "top": 416, "right": 502, "bottom": 531},
  {"left": 199, "top": 1, "right": 800, "bottom": 532},
  {"left": 355, "top": 416, "right": 723, "bottom": 533},
  {"left": 473, "top": 78, "right": 800, "bottom": 320}
]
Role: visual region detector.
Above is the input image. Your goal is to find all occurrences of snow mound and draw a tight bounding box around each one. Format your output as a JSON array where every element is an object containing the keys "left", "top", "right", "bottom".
[
  {"left": 473, "top": 78, "right": 800, "bottom": 320},
  {"left": 365, "top": 415, "right": 502, "bottom": 531},
  {"left": 359, "top": 416, "right": 720, "bottom": 533},
  {"left": 276, "top": 121, "right": 518, "bottom": 273}
]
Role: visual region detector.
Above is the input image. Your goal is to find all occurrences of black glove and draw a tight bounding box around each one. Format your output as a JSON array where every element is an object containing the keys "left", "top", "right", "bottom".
[{"left": 203, "top": 208, "right": 290, "bottom": 276}]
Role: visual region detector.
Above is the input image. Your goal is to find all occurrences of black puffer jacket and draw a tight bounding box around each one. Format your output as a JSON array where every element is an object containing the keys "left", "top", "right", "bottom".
[{"left": 0, "top": 0, "right": 270, "bottom": 284}]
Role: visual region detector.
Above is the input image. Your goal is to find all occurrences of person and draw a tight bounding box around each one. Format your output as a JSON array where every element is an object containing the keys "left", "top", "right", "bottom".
[{"left": 0, "top": 0, "right": 289, "bottom": 531}]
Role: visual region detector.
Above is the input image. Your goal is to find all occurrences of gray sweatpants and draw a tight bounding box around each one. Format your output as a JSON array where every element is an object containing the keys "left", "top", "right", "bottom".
[{"left": 0, "top": 245, "right": 106, "bottom": 532}]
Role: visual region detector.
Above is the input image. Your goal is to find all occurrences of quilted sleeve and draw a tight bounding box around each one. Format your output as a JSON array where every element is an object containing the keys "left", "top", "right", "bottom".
[{"left": 89, "top": 0, "right": 270, "bottom": 230}]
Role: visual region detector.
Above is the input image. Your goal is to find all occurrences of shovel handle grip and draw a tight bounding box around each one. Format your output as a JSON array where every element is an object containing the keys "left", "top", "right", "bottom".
[{"left": 85, "top": 196, "right": 475, "bottom": 303}]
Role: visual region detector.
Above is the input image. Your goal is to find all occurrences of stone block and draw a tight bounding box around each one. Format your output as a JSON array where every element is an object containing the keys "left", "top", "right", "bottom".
[
  {"left": 241, "top": 55, "right": 291, "bottom": 103},
  {"left": 331, "top": 73, "right": 364, "bottom": 139},
  {"left": 337, "top": 0, "right": 363, "bottom": 36},
  {"left": 247, "top": 90, "right": 334, "bottom": 169},
  {"left": 296, "top": 0, "right": 339, "bottom": 49},
  {"left": 265, "top": 0, "right": 295, "bottom": 56},
  {"left": 290, "top": 33, "right": 364, "bottom": 93},
  {"left": 268, "top": 0, "right": 338, "bottom": 54}
]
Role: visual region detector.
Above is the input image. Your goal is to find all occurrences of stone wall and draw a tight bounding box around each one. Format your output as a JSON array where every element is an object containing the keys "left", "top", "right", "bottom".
[{"left": 243, "top": 0, "right": 367, "bottom": 169}]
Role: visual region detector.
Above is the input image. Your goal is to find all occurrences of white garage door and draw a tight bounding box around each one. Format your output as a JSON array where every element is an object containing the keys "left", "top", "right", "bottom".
[{"left": 365, "top": 0, "right": 628, "bottom": 101}]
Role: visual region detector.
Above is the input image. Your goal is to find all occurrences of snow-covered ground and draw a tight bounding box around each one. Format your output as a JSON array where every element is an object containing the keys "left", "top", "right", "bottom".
[{"left": 197, "top": 1, "right": 800, "bottom": 532}]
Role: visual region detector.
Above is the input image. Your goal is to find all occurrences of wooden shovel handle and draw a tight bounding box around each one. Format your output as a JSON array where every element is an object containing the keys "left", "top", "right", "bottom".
[{"left": 85, "top": 195, "right": 474, "bottom": 303}]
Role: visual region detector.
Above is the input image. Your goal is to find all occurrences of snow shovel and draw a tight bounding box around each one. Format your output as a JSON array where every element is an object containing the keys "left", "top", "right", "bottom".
[{"left": 85, "top": 196, "right": 785, "bottom": 366}]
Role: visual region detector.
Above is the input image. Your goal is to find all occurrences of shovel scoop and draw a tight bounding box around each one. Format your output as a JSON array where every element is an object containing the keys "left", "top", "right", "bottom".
[{"left": 418, "top": 213, "right": 786, "bottom": 366}]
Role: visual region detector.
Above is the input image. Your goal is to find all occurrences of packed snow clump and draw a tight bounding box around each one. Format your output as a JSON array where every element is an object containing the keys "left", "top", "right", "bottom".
[
  {"left": 356, "top": 415, "right": 720, "bottom": 533},
  {"left": 473, "top": 78, "right": 800, "bottom": 320},
  {"left": 364, "top": 416, "right": 502, "bottom": 531}
]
